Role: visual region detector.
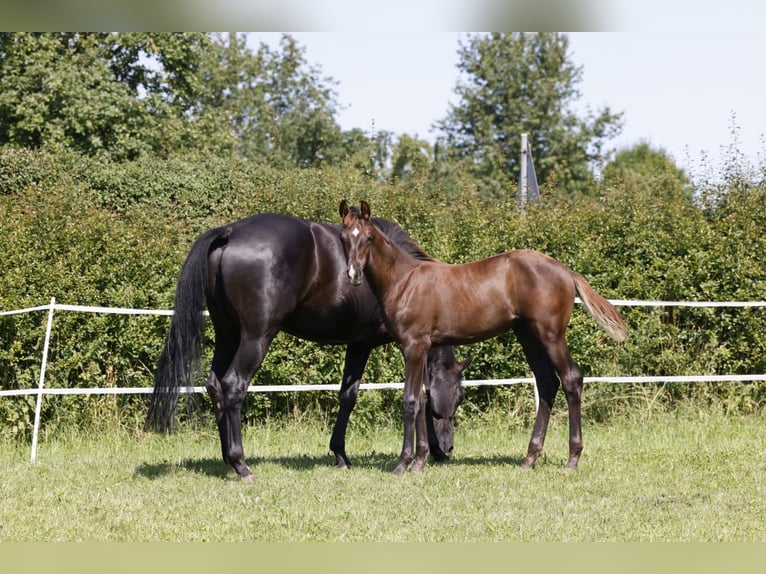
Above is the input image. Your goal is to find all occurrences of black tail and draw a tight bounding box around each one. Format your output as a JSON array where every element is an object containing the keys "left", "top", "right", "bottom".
[{"left": 145, "top": 226, "right": 229, "bottom": 433}]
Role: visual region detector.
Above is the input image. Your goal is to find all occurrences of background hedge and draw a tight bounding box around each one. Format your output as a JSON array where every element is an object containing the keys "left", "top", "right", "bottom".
[{"left": 1, "top": 147, "right": 764, "bottom": 439}]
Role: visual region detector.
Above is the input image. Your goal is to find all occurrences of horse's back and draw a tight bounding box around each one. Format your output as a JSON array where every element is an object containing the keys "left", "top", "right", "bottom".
[
  {"left": 395, "top": 249, "right": 577, "bottom": 344},
  {"left": 212, "top": 213, "right": 386, "bottom": 344},
  {"left": 215, "top": 213, "right": 317, "bottom": 306},
  {"left": 414, "top": 249, "right": 574, "bottom": 307},
  {"left": 454, "top": 249, "right": 576, "bottom": 316}
]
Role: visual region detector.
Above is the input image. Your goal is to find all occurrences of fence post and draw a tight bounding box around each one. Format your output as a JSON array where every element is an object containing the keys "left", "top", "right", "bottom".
[
  {"left": 519, "top": 133, "right": 528, "bottom": 213},
  {"left": 30, "top": 297, "right": 55, "bottom": 464}
]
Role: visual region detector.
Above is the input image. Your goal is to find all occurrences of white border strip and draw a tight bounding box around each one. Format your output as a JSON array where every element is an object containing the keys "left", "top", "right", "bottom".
[
  {"left": 0, "top": 304, "right": 53, "bottom": 316},
  {"left": 52, "top": 304, "right": 176, "bottom": 316}
]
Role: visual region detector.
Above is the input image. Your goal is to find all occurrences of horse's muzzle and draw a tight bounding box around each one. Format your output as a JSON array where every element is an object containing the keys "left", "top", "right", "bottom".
[{"left": 347, "top": 266, "right": 363, "bottom": 286}]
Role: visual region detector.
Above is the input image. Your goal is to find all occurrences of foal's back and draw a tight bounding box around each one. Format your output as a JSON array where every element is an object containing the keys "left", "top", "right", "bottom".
[{"left": 388, "top": 249, "right": 577, "bottom": 346}]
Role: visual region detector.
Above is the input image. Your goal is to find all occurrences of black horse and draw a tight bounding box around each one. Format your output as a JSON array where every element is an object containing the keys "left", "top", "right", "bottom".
[{"left": 145, "top": 212, "right": 472, "bottom": 480}]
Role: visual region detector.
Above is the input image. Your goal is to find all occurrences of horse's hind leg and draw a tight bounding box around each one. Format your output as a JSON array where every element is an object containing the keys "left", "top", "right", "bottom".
[
  {"left": 547, "top": 343, "right": 584, "bottom": 469},
  {"left": 214, "top": 332, "right": 274, "bottom": 480},
  {"left": 205, "top": 340, "right": 236, "bottom": 468},
  {"left": 514, "top": 323, "right": 560, "bottom": 469},
  {"left": 329, "top": 343, "right": 373, "bottom": 468}
]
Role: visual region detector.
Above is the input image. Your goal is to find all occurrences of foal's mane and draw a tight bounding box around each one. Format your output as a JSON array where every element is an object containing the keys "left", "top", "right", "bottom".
[{"left": 372, "top": 218, "right": 433, "bottom": 263}]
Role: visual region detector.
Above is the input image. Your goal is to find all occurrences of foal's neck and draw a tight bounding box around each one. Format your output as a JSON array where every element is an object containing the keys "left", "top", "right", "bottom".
[{"left": 365, "top": 228, "right": 419, "bottom": 298}]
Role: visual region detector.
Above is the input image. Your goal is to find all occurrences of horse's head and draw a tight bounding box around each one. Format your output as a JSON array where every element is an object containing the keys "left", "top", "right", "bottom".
[
  {"left": 426, "top": 347, "right": 474, "bottom": 461},
  {"left": 339, "top": 200, "right": 374, "bottom": 287}
]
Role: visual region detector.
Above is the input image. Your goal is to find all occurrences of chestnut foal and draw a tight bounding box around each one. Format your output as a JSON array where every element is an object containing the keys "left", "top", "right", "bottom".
[{"left": 339, "top": 200, "right": 626, "bottom": 474}]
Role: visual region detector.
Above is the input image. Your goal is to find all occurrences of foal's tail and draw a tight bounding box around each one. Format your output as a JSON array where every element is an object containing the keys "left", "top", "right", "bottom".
[
  {"left": 571, "top": 272, "right": 628, "bottom": 342},
  {"left": 144, "top": 226, "right": 229, "bottom": 433}
]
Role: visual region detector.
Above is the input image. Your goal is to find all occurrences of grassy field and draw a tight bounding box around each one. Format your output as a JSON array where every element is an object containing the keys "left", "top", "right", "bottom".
[{"left": 1, "top": 412, "right": 764, "bottom": 542}]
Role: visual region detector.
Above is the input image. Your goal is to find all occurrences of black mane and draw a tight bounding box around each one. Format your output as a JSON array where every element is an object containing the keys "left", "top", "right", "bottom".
[{"left": 373, "top": 217, "right": 433, "bottom": 262}]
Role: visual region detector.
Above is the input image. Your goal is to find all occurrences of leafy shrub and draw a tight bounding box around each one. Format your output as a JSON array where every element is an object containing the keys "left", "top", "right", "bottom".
[{"left": 1, "top": 147, "right": 764, "bottom": 439}]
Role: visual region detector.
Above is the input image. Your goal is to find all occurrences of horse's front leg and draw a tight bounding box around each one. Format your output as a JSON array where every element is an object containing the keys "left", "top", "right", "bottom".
[
  {"left": 409, "top": 393, "right": 429, "bottom": 473},
  {"left": 393, "top": 344, "right": 429, "bottom": 476}
]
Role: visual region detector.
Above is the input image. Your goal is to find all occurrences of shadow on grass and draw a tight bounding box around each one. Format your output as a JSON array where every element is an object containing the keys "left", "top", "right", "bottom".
[{"left": 134, "top": 452, "right": 527, "bottom": 480}]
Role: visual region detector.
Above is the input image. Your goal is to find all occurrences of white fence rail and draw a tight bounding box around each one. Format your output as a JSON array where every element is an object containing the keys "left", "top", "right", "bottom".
[{"left": 2, "top": 297, "right": 766, "bottom": 463}]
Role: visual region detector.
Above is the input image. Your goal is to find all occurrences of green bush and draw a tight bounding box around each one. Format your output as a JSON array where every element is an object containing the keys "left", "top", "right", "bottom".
[{"left": 1, "top": 147, "right": 764, "bottom": 440}]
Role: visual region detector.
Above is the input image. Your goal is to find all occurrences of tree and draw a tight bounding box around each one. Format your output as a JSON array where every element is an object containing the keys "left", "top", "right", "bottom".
[
  {"left": 435, "top": 33, "right": 623, "bottom": 197},
  {"left": 0, "top": 33, "right": 225, "bottom": 159},
  {"left": 0, "top": 33, "right": 347, "bottom": 165},
  {"left": 602, "top": 142, "right": 691, "bottom": 200},
  {"left": 390, "top": 134, "right": 432, "bottom": 183},
  {"left": 202, "top": 33, "right": 345, "bottom": 166}
]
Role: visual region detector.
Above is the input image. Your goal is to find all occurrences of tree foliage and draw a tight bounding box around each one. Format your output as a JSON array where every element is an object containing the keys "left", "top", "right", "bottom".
[
  {"left": 0, "top": 32, "right": 172, "bottom": 159},
  {"left": 0, "top": 32, "right": 349, "bottom": 164},
  {"left": 196, "top": 33, "right": 346, "bottom": 166},
  {"left": 436, "top": 33, "right": 623, "bottom": 197},
  {"left": 603, "top": 142, "right": 691, "bottom": 199},
  {"left": 0, "top": 32, "right": 629, "bottom": 190}
]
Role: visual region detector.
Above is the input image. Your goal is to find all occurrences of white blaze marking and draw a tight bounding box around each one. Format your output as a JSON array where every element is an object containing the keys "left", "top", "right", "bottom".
[{"left": 352, "top": 227, "right": 360, "bottom": 237}]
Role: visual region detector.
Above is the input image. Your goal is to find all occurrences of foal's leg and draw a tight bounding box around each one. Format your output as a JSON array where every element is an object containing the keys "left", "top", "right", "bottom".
[
  {"left": 514, "top": 323, "right": 560, "bottom": 469},
  {"left": 329, "top": 343, "right": 373, "bottom": 468},
  {"left": 516, "top": 318, "right": 585, "bottom": 469},
  {"left": 409, "top": 387, "right": 429, "bottom": 474},
  {"left": 213, "top": 332, "right": 274, "bottom": 480},
  {"left": 394, "top": 344, "right": 429, "bottom": 476},
  {"left": 544, "top": 342, "right": 584, "bottom": 469}
]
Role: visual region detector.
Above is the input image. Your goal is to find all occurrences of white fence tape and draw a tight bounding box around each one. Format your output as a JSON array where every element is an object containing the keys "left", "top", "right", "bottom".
[
  {"left": 4, "top": 298, "right": 766, "bottom": 318},
  {"left": 575, "top": 297, "right": 766, "bottom": 308},
  {"left": 4, "top": 374, "right": 764, "bottom": 399},
  {"left": 2, "top": 298, "right": 765, "bottom": 463}
]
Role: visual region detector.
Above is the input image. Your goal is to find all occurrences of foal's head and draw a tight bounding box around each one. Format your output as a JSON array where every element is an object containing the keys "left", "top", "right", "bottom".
[{"left": 339, "top": 200, "right": 375, "bottom": 287}]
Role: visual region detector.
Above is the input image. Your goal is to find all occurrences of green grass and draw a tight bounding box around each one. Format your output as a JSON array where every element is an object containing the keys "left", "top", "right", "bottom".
[{"left": 0, "top": 412, "right": 764, "bottom": 542}]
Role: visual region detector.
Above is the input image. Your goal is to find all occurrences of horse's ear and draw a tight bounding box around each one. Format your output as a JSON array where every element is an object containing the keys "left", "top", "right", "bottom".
[
  {"left": 458, "top": 354, "right": 474, "bottom": 373},
  {"left": 339, "top": 200, "right": 349, "bottom": 219},
  {"left": 360, "top": 200, "right": 371, "bottom": 221}
]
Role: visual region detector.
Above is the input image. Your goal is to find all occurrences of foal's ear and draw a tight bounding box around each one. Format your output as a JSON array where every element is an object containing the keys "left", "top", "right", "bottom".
[
  {"left": 360, "top": 200, "right": 371, "bottom": 221},
  {"left": 458, "top": 354, "right": 475, "bottom": 373},
  {"left": 339, "top": 200, "right": 349, "bottom": 219}
]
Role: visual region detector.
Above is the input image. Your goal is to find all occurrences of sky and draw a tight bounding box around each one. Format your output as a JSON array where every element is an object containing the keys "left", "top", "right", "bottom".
[{"left": 249, "top": 23, "right": 766, "bottom": 180}]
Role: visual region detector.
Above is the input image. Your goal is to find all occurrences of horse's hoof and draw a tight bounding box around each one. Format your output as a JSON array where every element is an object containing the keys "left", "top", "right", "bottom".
[
  {"left": 333, "top": 454, "right": 352, "bottom": 469},
  {"left": 239, "top": 473, "right": 255, "bottom": 483}
]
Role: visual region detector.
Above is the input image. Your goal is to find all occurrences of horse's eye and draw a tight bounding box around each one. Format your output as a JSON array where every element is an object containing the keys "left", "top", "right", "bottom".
[{"left": 366, "top": 234, "right": 373, "bottom": 243}]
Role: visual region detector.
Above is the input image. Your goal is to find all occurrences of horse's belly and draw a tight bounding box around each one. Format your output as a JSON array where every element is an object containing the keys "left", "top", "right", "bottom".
[
  {"left": 282, "top": 307, "right": 386, "bottom": 345},
  {"left": 423, "top": 286, "right": 516, "bottom": 345}
]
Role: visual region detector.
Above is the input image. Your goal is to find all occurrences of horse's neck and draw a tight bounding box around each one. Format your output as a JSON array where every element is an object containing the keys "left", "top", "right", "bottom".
[{"left": 366, "top": 233, "right": 418, "bottom": 298}]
